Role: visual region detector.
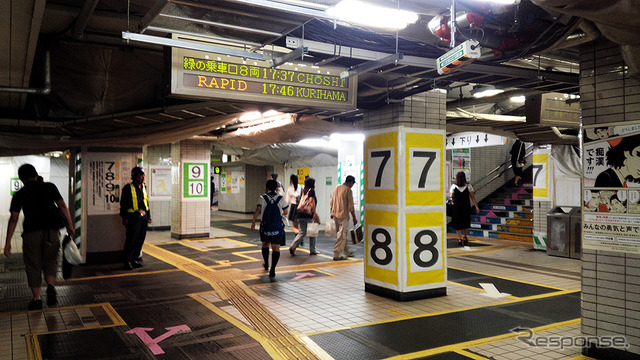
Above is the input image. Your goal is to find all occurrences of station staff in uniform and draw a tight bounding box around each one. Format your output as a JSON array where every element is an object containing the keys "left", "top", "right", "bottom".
[{"left": 120, "top": 166, "right": 152, "bottom": 270}]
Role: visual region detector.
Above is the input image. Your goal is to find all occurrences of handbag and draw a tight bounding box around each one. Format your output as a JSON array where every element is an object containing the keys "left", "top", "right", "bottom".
[
  {"left": 325, "top": 220, "right": 336, "bottom": 237},
  {"left": 307, "top": 222, "right": 319, "bottom": 237},
  {"left": 297, "top": 192, "right": 314, "bottom": 215}
]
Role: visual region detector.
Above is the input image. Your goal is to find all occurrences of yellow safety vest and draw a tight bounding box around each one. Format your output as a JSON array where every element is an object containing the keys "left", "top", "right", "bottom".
[{"left": 127, "top": 183, "right": 148, "bottom": 213}]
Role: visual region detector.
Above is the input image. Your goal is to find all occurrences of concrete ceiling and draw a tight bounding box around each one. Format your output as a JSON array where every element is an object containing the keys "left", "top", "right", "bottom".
[{"left": 0, "top": 0, "right": 634, "bottom": 155}]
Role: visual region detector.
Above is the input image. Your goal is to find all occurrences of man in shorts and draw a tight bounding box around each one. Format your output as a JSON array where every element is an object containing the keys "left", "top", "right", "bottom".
[{"left": 4, "top": 164, "right": 75, "bottom": 310}]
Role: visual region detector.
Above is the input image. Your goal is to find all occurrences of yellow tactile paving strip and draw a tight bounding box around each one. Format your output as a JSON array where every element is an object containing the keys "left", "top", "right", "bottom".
[{"left": 143, "top": 243, "right": 320, "bottom": 359}]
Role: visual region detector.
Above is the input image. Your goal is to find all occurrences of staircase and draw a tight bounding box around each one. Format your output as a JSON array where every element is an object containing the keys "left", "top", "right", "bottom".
[
  {"left": 467, "top": 185, "right": 534, "bottom": 242},
  {"left": 448, "top": 159, "right": 535, "bottom": 244}
]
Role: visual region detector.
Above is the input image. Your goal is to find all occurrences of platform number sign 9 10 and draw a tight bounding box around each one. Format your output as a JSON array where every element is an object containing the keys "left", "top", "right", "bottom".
[{"left": 184, "top": 163, "right": 208, "bottom": 198}]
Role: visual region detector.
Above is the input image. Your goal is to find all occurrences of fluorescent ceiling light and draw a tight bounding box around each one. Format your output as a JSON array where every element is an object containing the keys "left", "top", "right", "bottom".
[
  {"left": 326, "top": 0, "right": 419, "bottom": 30},
  {"left": 236, "top": 115, "right": 293, "bottom": 135},
  {"left": 510, "top": 95, "right": 526, "bottom": 103},
  {"left": 471, "top": 86, "right": 504, "bottom": 98},
  {"left": 239, "top": 111, "right": 262, "bottom": 121}
]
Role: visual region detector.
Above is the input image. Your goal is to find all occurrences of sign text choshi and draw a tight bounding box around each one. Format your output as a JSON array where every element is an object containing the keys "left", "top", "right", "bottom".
[{"left": 172, "top": 48, "right": 357, "bottom": 110}]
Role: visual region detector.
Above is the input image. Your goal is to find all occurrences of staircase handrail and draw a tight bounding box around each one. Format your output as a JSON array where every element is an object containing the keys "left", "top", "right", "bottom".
[{"left": 474, "top": 144, "right": 534, "bottom": 194}]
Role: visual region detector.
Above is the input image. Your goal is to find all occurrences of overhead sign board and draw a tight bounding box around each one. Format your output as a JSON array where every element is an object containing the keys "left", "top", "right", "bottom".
[
  {"left": 171, "top": 38, "right": 357, "bottom": 110},
  {"left": 437, "top": 39, "right": 481, "bottom": 75}
]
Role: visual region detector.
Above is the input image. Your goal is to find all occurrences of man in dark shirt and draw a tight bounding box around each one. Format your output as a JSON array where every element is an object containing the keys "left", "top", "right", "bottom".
[
  {"left": 120, "top": 166, "right": 152, "bottom": 270},
  {"left": 4, "top": 164, "right": 75, "bottom": 310}
]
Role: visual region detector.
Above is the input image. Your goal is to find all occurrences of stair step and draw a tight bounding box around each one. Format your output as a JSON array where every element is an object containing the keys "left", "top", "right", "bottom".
[
  {"left": 469, "top": 223, "right": 533, "bottom": 233},
  {"left": 467, "top": 229, "right": 533, "bottom": 242},
  {"left": 485, "top": 199, "right": 532, "bottom": 206},
  {"left": 479, "top": 210, "right": 533, "bottom": 219},
  {"left": 480, "top": 204, "right": 533, "bottom": 212},
  {"left": 470, "top": 216, "right": 532, "bottom": 227}
]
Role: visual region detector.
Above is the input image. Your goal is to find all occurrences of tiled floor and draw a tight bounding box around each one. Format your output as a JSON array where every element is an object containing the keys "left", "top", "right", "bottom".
[{"left": 0, "top": 209, "right": 592, "bottom": 359}]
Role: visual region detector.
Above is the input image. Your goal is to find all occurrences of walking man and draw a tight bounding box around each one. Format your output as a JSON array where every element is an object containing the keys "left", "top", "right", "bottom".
[
  {"left": 4, "top": 164, "right": 75, "bottom": 310},
  {"left": 329, "top": 175, "right": 358, "bottom": 260},
  {"left": 120, "top": 166, "right": 152, "bottom": 270}
]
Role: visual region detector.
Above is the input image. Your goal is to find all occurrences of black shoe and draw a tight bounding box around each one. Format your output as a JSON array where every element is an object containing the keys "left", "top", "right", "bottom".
[
  {"left": 263, "top": 263, "right": 269, "bottom": 271},
  {"left": 28, "top": 299, "right": 43, "bottom": 310},
  {"left": 123, "top": 262, "right": 133, "bottom": 270},
  {"left": 289, "top": 248, "right": 295, "bottom": 256},
  {"left": 131, "top": 260, "right": 144, "bottom": 268},
  {"left": 269, "top": 269, "right": 276, "bottom": 277},
  {"left": 46, "top": 285, "right": 57, "bottom": 306}
]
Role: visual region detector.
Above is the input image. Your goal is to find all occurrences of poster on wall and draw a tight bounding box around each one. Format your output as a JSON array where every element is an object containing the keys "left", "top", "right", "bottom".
[
  {"left": 451, "top": 148, "right": 470, "bottom": 183},
  {"left": 583, "top": 123, "right": 640, "bottom": 254},
  {"left": 149, "top": 167, "right": 171, "bottom": 198},
  {"left": 297, "top": 168, "right": 310, "bottom": 184},
  {"left": 87, "top": 154, "right": 130, "bottom": 215}
]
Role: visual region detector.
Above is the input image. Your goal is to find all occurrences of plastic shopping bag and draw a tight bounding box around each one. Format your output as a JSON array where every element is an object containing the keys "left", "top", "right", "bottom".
[
  {"left": 307, "top": 222, "right": 320, "bottom": 237},
  {"left": 325, "top": 220, "right": 336, "bottom": 237},
  {"left": 63, "top": 235, "right": 83, "bottom": 265}
]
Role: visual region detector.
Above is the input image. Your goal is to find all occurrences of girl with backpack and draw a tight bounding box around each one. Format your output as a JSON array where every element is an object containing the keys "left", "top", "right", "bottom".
[
  {"left": 251, "top": 179, "right": 289, "bottom": 277},
  {"left": 289, "top": 177, "right": 320, "bottom": 256}
]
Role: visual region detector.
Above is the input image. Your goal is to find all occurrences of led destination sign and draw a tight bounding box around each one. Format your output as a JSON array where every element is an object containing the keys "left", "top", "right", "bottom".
[
  {"left": 183, "top": 73, "right": 348, "bottom": 102},
  {"left": 171, "top": 46, "right": 357, "bottom": 110}
]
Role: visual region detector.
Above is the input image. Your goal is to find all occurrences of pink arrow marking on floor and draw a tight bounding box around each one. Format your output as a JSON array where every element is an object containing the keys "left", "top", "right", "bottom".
[
  {"left": 126, "top": 325, "right": 191, "bottom": 355},
  {"left": 292, "top": 272, "right": 315, "bottom": 280}
]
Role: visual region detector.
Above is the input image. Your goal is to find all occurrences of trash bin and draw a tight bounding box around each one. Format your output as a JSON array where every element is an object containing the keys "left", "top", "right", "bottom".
[{"left": 546, "top": 206, "right": 576, "bottom": 258}]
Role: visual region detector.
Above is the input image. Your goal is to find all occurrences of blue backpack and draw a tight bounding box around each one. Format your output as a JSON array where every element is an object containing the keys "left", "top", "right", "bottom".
[{"left": 261, "top": 194, "right": 284, "bottom": 239}]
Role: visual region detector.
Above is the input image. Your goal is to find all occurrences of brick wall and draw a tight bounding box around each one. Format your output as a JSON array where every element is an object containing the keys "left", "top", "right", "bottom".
[{"left": 580, "top": 39, "right": 640, "bottom": 356}]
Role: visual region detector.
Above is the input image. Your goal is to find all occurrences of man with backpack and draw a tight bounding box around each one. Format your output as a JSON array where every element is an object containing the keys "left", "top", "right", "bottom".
[{"left": 251, "top": 179, "right": 288, "bottom": 277}]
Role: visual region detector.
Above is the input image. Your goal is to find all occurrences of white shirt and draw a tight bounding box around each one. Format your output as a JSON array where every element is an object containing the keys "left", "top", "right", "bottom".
[
  {"left": 449, "top": 184, "right": 474, "bottom": 195},
  {"left": 258, "top": 193, "right": 289, "bottom": 218},
  {"left": 285, "top": 184, "right": 302, "bottom": 204}
]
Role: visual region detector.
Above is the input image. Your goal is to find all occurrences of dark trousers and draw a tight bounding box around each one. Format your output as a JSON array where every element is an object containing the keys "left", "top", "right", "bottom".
[{"left": 123, "top": 216, "right": 148, "bottom": 262}]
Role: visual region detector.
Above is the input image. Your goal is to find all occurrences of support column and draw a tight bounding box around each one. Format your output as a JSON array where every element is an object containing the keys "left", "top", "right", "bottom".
[
  {"left": 580, "top": 39, "right": 640, "bottom": 358},
  {"left": 362, "top": 90, "right": 448, "bottom": 301},
  {"left": 171, "top": 140, "right": 211, "bottom": 239}
]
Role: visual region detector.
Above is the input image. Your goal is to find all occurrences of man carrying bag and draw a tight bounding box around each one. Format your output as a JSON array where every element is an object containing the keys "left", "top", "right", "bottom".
[{"left": 329, "top": 175, "right": 358, "bottom": 260}]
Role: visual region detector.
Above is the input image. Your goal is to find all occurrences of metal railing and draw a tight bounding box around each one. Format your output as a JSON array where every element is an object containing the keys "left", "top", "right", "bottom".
[{"left": 474, "top": 144, "right": 534, "bottom": 196}]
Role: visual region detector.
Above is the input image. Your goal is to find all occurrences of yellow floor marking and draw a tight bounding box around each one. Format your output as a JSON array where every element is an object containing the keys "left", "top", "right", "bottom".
[
  {"left": 143, "top": 242, "right": 321, "bottom": 359},
  {"left": 307, "top": 290, "right": 580, "bottom": 337},
  {"left": 63, "top": 268, "right": 180, "bottom": 282},
  {"left": 387, "top": 309, "right": 413, "bottom": 317},
  {"left": 21, "top": 303, "right": 126, "bottom": 360},
  {"left": 448, "top": 265, "right": 569, "bottom": 291},
  {"left": 383, "top": 319, "right": 581, "bottom": 360},
  {"left": 566, "top": 356, "right": 597, "bottom": 360},
  {"left": 454, "top": 349, "right": 490, "bottom": 359}
]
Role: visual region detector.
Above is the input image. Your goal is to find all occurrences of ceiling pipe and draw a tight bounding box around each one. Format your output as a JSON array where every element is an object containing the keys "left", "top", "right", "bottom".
[
  {"left": 447, "top": 89, "right": 542, "bottom": 109},
  {"left": 0, "top": 51, "right": 51, "bottom": 95},
  {"left": 72, "top": 0, "right": 100, "bottom": 39},
  {"left": 551, "top": 126, "right": 578, "bottom": 140}
]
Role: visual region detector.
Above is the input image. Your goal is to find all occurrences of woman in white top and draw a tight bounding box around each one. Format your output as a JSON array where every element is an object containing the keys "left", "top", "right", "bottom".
[
  {"left": 285, "top": 174, "right": 303, "bottom": 233},
  {"left": 449, "top": 171, "right": 480, "bottom": 246}
]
